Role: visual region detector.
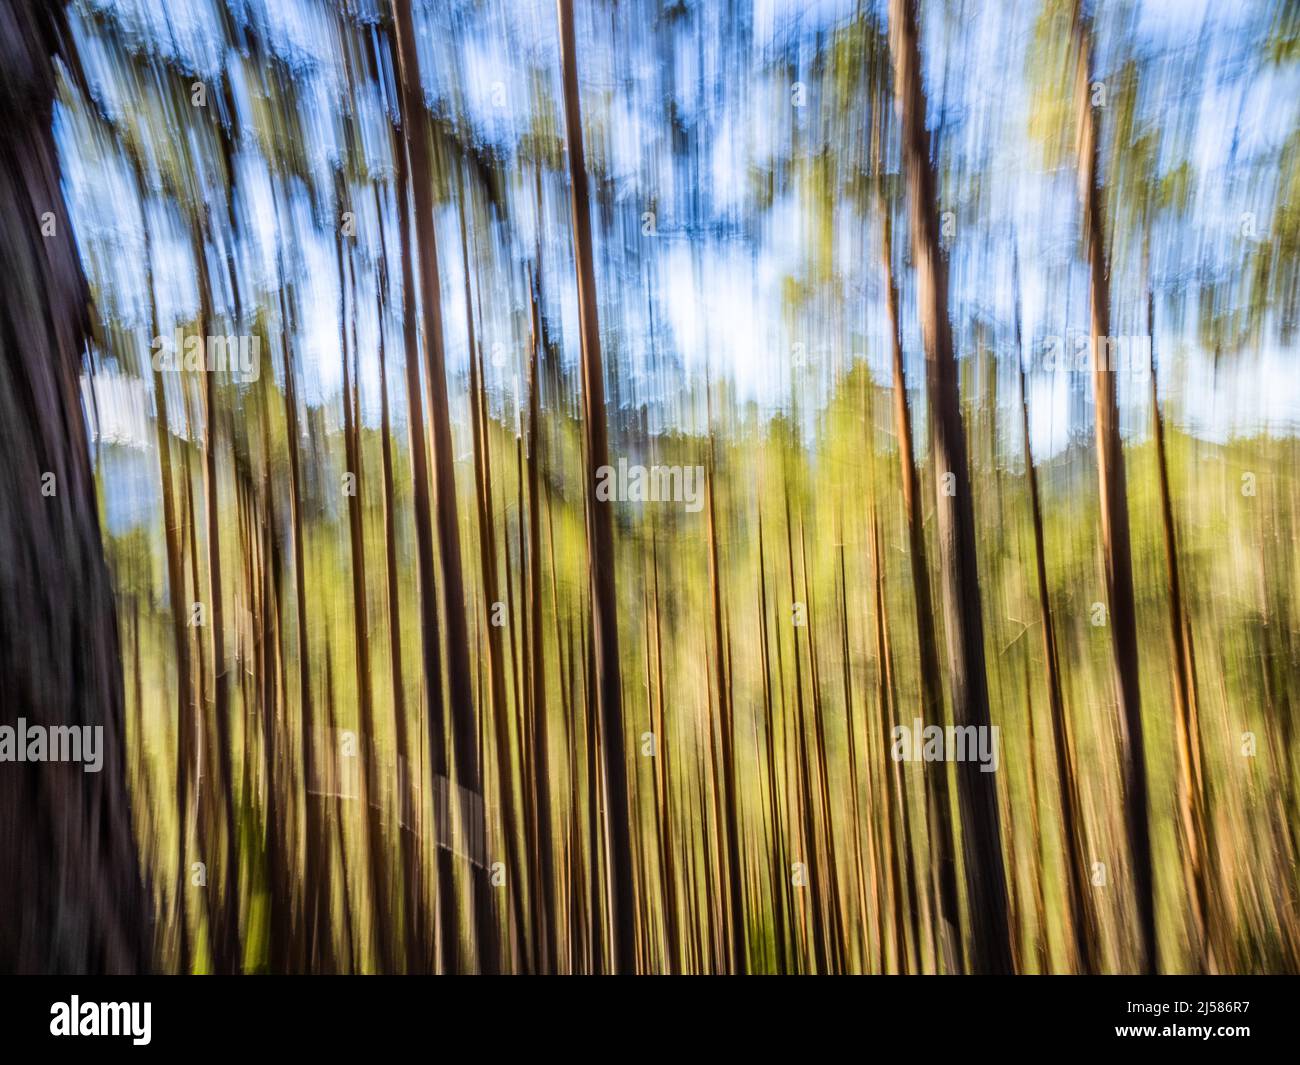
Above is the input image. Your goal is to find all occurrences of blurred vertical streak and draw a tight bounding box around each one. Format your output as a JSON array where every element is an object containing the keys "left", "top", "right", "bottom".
[
  {"left": 133, "top": 153, "right": 194, "bottom": 973},
  {"left": 339, "top": 218, "right": 394, "bottom": 973},
  {"left": 1072, "top": 2, "right": 1157, "bottom": 974},
  {"left": 460, "top": 188, "right": 527, "bottom": 968},
  {"left": 783, "top": 494, "right": 828, "bottom": 973},
  {"left": 391, "top": 0, "right": 498, "bottom": 975},
  {"left": 1147, "top": 281, "right": 1213, "bottom": 972},
  {"left": 272, "top": 213, "right": 331, "bottom": 971},
  {"left": 372, "top": 177, "right": 423, "bottom": 972},
  {"left": 706, "top": 440, "right": 747, "bottom": 974},
  {"left": 880, "top": 196, "right": 964, "bottom": 974},
  {"left": 0, "top": 0, "right": 146, "bottom": 973},
  {"left": 526, "top": 268, "right": 559, "bottom": 972},
  {"left": 756, "top": 516, "right": 791, "bottom": 973},
  {"left": 191, "top": 209, "right": 241, "bottom": 975},
  {"left": 556, "top": 0, "right": 637, "bottom": 974},
  {"left": 888, "top": 0, "right": 1014, "bottom": 974},
  {"left": 1016, "top": 282, "right": 1096, "bottom": 974}
]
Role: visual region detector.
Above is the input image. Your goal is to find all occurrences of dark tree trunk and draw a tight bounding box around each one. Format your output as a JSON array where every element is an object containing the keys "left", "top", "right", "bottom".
[
  {"left": 1073, "top": 6, "right": 1157, "bottom": 973},
  {"left": 459, "top": 197, "right": 527, "bottom": 968},
  {"left": 881, "top": 203, "right": 964, "bottom": 973},
  {"left": 0, "top": 0, "right": 146, "bottom": 973},
  {"left": 1017, "top": 298, "right": 1096, "bottom": 974},
  {"left": 525, "top": 271, "right": 559, "bottom": 971},
  {"left": 1147, "top": 281, "right": 1211, "bottom": 971},
  {"left": 391, "top": 0, "right": 497, "bottom": 973},
  {"left": 556, "top": 0, "right": 637, "bottom": 974},
  {"left": 888, "top": 0, "right": 1013, "bottom": 974},
  {"left": 372, "top": 179, "right": 423, "bottom": 972}
]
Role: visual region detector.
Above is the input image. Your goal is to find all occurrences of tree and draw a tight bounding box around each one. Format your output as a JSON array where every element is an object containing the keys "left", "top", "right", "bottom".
[
  {"left": 0, "top": 0, "right": 146, "bottom": 973},
  {"left": 880, "top": 196, "right": 964, "bottom": 974},
  {"left": 1071, "top": 2, "right": 1157, "bottom": 973},
  {"left": 887, "top": 0, "right": 1014, "bottom": 974},
  {"left": 556, "top": 0, "right": 637, "bottom": 974},
  {"left": 391, "top": 0, "right": 497, "bottom": 973}
]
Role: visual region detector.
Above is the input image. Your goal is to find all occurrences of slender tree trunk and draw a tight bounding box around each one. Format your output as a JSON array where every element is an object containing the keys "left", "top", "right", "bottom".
[
  {"left": 836, "top": 540, "right": 871, "bottom": 970},
  {"left": 1147, "top": 283, "right": 1212, "bottom": 972},
  {"left": 457, "top": 195, "right": 527, "bottom": 969},
  {"left": 388, "top": 123, "right": 452, "bottom": 972},
  {"left": 181, "top": 394, "right": 225, "bottom": 967},
  {"left": 1017, "top": 316, "right": 1096, "bottom": 973},
  {"left": 888, "top": 0, "right": 1013, "bottom": 973},
  {"left": 134, "top": 158, "right": 194, "bottom": 972},
  {"left": 372, "top": 179, "right": 423, "bottom": 972},
  {"left": 706, "top": 453, "right": 748, "bottom": 973},
  {"left": 526, "top": 271, "right": 559, "bottom": 971},
  {"left": 798, "top": 521, "right": 849, "bottom": 972},
  {"left": 755, "top": 518, "right": 791, "bottom": 973},
  {"left": 648, "top": 525, "right": 682, "bottom": 972},
  {"left": 783, "top": 497, "right": 829, "bottom": 974},
  {"left": 556, "top": 0, "right": 637, "bottom": 973},
  {"left": 1073, "top": 5, "right": 1157, "bottom": 973},
  {"left": 880, "top": 202, "right": 964, "bottom": 973},
  {"left": 392, "top": 0, "right": 497, "bottom": 974},
  {"left": 275, "top": 254, "right": 331, "bottom": 971},
  {"left": 257, "top": 410, "right": 292, "bottom": 972},
  {"left": 338, "top": 231, "right": 394, "bottom": 972},
  {"left": 192, "top": 216, "right": 242, "bottom": 973},
  {"left": 868, "top": 505, "right": 908, "bottom": 973}
]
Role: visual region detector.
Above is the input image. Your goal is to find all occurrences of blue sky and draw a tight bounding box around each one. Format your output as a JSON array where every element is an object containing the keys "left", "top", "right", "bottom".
[{"left": 62, "top": 0, "right": 1298, "bottom": 490}]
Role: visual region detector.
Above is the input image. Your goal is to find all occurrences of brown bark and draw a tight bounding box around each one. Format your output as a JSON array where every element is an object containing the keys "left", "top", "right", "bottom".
[
  {"left": 556, "top": 0, "right": 637, "bottom": 973},
  {"left": 880, "top": 203, "right": 965, "bottom": 973},
  {"left": 0, "top": 0, "right": 146, "bottom": 973},
  {"left": 706, "top": 451, "right": 747, "bottom": 973},
  {"left": 1147, "top": 284, "right": 1212, "bottom": 971},
  {"left": 1073, "top": 6, "right": 1157, "bottom": 973},
  {"left": 191, "top": 215, "right": 242, "bottom": 973},
  {"left": 372, "top": 179, "right": 423, "bottom": 971},
  {"left": 1017, "top": 308, "right": 1096, "bottom": 973},
  {"left": 888, "top": 0, "right": 1013, "bottom": 973},
  {"left": 458, "top": 195, "right": 527, "bottom": 967},
  {"left": 525, "top": 271, "right": 559, "bottom": 970},
  {"left": 339, "top": 231, "right": 395, "bottom": 972},
  {"left": 391, "top": 0, "right": 499, "bottom": 971},
  {"left": 133, "top": 156, "right": 194, "bottom": 972}
]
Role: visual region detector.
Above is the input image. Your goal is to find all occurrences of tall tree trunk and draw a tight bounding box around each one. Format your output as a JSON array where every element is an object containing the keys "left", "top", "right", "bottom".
[
  {"left": 459, "top": 196, "right": 527, "bottom": 967},
  {"left": 389, "top": 121, "right": 451, "bottom": 973},
  {"left": 526, "top": 270, "right": 559, "bottom": 971},
  {"left": 880, "top": 202, "right": 964, "bottom": 973},
  {"left": 0, "top": 0, "right": 146, "bottom": 973},
  {"left": 274, "top": 247, "right": 331, "bottom": 971},
  {"left": 338, "top": 229, "right": 394, "bottom": 972},
  {"left": 373, "top": 179, "right": 423, "bottom": 972},
  {"left": 391, "top": 0, "right": 499, "bottom": 972},
  {"left": 888, "top": 0, "right": 1013, "bottom": 973},
  {"left": 798, "top": 521, "right": 849, "bottom": 972},
  {"left": 648, "top": 525, "right": 682, "bottom": 972},
  {"left": 869, "top": 504, "right": 908, "bottom": 973},
  {"left": 1147, "top": 282, "right": 1212, "bottom": 971},
  {"left": 836, "top": 538, "right": 871, "bottom": 970},
  {"left": 1017, "top": 301, "right": 1096, "bottom": 973},
  {"left": 783, "top": 497, "right": 829, "bottom": 973},
  {"left": 133, "top": 157, "right": 194, "bottom": 972},
  {"left": 256, "top": 408, "right": 292, "bottom": 972},
  {"left": 556, "top": 0, "right": 637, "bottom": 973},
  {"left": 706, "top": 450, "right": 747, "bottom": 973},
  {"left": 755, "top": 517, "right": 791, "bottom": 973},
  {"left": 1073, "top": 5, "right": 1157, "bottom": 973},
  {"left": 192, "top": 216, "right": 242, "bottom": 973}
]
